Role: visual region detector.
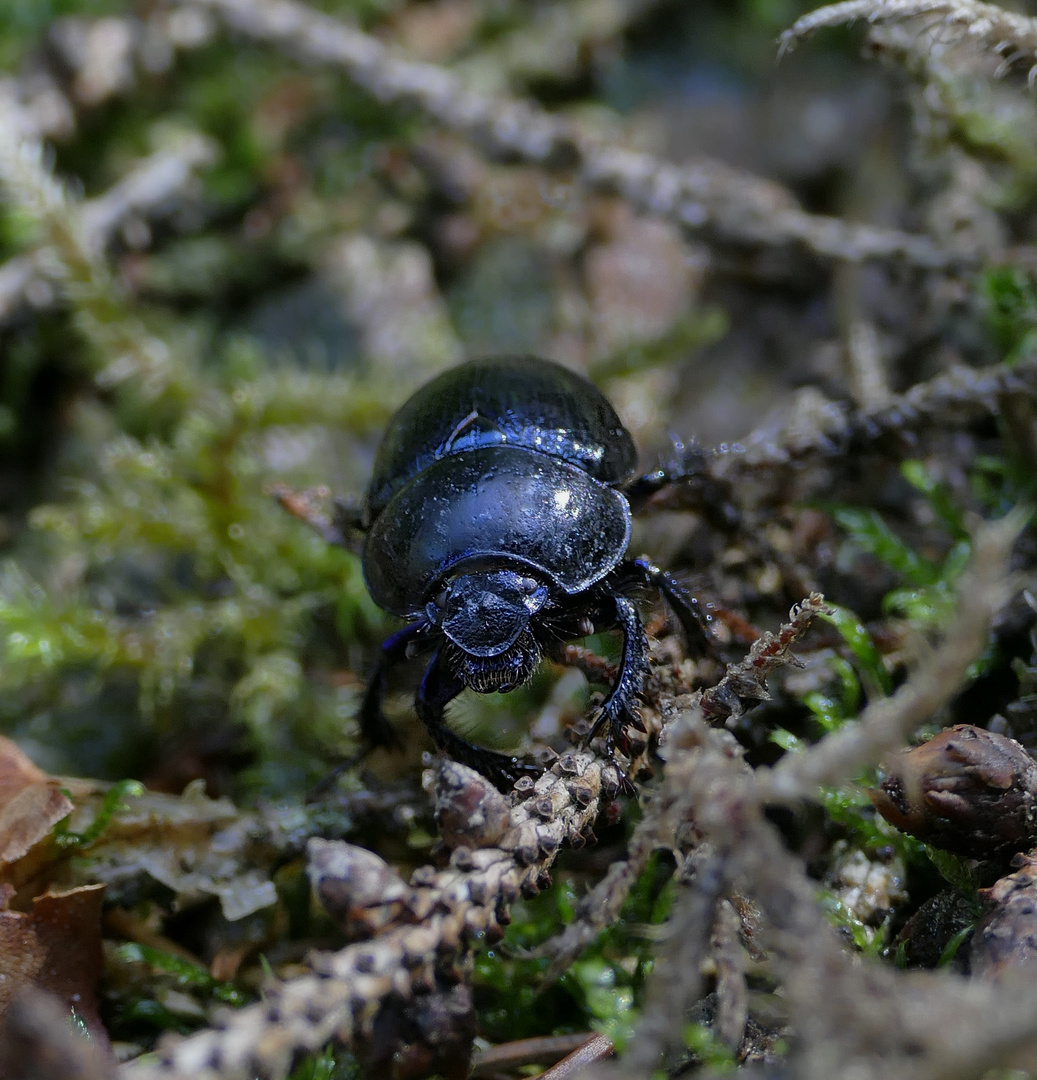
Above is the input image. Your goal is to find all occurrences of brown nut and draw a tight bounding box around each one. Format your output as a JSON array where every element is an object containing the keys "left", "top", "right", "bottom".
[
  {"left": 972, "top": 852, "right": 1037, "bottom": 979},
  {"left": 870, "top": 725, "right": 1037, "bottom": 859}
]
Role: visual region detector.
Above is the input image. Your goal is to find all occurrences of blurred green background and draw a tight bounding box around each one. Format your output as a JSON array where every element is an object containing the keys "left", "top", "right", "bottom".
[{"left": 0, "top": 0, "right": 1032, "bottom": 799}]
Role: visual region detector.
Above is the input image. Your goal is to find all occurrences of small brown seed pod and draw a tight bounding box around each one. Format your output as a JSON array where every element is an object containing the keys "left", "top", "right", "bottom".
[
  {"left": 307, "top": 838, "right": 415, "bottom": 940},
  {"left": 870, "top": 725, "right": 1037, "bottom": 859},
  {"left": 427, "top": 760, "right": 513, "bottom": 850}
]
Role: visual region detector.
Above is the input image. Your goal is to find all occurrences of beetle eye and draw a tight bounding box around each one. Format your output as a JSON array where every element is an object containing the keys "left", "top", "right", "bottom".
[
  {"left": 518, "top": 576, "right": 540, "bottom": 594},
  {"left": 433, "top": 588, "right": 449, "bottom": 609}
]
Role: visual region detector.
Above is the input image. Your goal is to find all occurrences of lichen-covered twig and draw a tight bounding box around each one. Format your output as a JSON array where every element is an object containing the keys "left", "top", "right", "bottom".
[
  {"left": 624, "top": 715, "right": 1037, "bottom": 1080},
  {"left": 615, "top": 518, "right": 1026, "bottom": 1075},
  {"left": 117, "top": 595, "right": 830, "bottom": 1079},
  {"left": 119, "top": 752, "right": 626, "bottom": 1080},
  {"left": 171, "top": 0, "right": 963, "bottom": 268},
  {"left": 634, "top": 359, "right": 1037, "bottom": 526},
  {"left": 616, "top": 598, "right": 829, "bottom": 1072},
  {"left": 779, "top": 0, "right": 1037, "bottom": 84},
  {"left": 621, "top": 847, "right": 731, "bottom": 1073},
  {"left": 735, "top": 357, "right": 1037, "bottom": 470},
  {"left": 710, "top": 897, "right": 750, "bottom": 1050},
  {"left": 115, "top": 513, "right": 1028, "bottom": 1079},
  {"left": 537, "top": 594, "right": 828, "bottom": 978}
]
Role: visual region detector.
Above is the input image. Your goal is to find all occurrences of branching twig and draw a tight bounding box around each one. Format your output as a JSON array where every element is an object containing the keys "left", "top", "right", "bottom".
[
  {"left": 623, "top": 715, "right": 1037, "bottom": 1080},
  {"left": 118, "top": 595, "right": 830, "bottom": 1078},
  {"left": 537, "top": 595, "right": 828, "bottom": 978},
  {"left": 114, "top": 518, "right": 1027, "bottom": 1079},
  {"left": 169, "top": 0, "right": 967, "bottom": 268},
  {"left": 740, "top": 357, "right": 1037, "bottom": 468},
  {"left": 621, "top": 847, "right": 730, "bottom": 1073},
  {"left": 0, "top": 119, "right": 195, "bottom": 399},
  {"left": 118, "top": 753, "right": 625, "bottom": 1080},
  {"left": 779, "top": 0, "right": 1037, "bottom": 84},
  {"left": 0, "top": 134, "right": 216, "bottom": 325}
]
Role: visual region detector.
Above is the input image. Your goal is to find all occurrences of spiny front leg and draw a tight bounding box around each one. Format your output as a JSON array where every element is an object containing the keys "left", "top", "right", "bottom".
[
  {"left": 416, "top": 651, "right": 542, "bottom": 791},
  {"left": 623, "top": 439, "right": 739, "bottom": 531},
  {"left": 583, "top": 594, "right": 649, "bottom": 759},
  {"left": 308, "top": 620, "right": 428, "bottom": 798},
  {"left": 357, "top": 621, "right": 429, "bottom": 750},
  {"left": 624, "top": 556, "right": 712, "bottom": 658}
]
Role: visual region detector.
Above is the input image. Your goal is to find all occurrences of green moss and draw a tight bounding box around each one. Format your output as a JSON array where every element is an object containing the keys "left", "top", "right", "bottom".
[
  {"left": 53, "top": 778, "right": 144, "bottom": 849},
  {"left": 475, "top": 852, "right": 674, "bottom": 1047},
  {"left": 113, "top": 942, "right": 248, "bottom": 1007},
  {"left": 288, "top": 1047, "right": 361, "bottom": 1080},
  {"left": 981, "top": 268, "right": 1037, "bottom": 366}
]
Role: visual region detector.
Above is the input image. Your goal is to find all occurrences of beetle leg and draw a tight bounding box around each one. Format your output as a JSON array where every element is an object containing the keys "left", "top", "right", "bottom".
[
  {"left": 623, "top": 440, "right": 739, "bottom": 531},
  {"left": 623, "top": 467, "right": 673, "bottom": 512},
  {"left": 358, "top": 621, "right": 429, "bottom": 750},
  {"left": 616, "top": 557, "right": 712, "bottom": 658},
  {"left": 623, "top": 437, "right": 710, "bottom": 510},
  {"left": 584, "top": 595, "right": 649, "bottom": 758},
  {"left": 307, "top": 622, "right": 428, "bottom": 799},
  {"left": 416, "top": 651, "right": 542, "bottom": 791}
]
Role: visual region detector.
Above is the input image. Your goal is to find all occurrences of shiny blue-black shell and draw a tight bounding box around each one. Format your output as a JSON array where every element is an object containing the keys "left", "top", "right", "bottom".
[{"left": 362, "top": 357, "right": 638, "bottom": 616}]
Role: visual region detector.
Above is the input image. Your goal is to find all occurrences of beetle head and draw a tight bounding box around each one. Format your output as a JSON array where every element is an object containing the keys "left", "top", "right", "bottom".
[{"left": 428, "top": 569, "right": 549, "bottom": 693}]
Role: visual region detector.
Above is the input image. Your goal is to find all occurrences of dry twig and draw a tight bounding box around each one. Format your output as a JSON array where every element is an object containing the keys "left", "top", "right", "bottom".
[
  {"left": 610, "top": 519, "right": 1025, "bottom": 1075},
  {"left": 536, "top": 594, "right": 828, "bottom": 977},
  {"left": 118, "top": 753, "right": 625, "bottom": 1080},
  {"left": 100, "top": 520, "right": 1030, "bottom": 1078},
  {"left": 170, "top": 0, "right": 964, "bottom": 268},
  {"left": 618, "top": 713, "right": 1037, "bottom": 1080},
  {"left": 625, "top": 360, "right": 1037, "bottom": 525},
  {"left": 0, "top": 133, "right": 216, "bottom": 326},
  {"left": 780, "top": 0, "right": 1037, "bottom": 83},
  {"left": 117, "top": 595, "right": 832, "bottom": 1079},
  {"left": 761, "top": 511, "right": 1026, "bottom": 802},
  {"left": 721, "top": 355, "right": 1037, "bottom": 471}
]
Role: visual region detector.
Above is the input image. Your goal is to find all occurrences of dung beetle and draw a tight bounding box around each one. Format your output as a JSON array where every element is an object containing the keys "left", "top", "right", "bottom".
[{"left": 349, "top": 356, "right": 708, "bottom": 789}]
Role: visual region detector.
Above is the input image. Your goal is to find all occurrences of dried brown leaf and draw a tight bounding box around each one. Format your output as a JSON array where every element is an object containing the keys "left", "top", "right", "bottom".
[
  {"left": 0, "top": 737, "right": 72, "bottom": 870},
  {"left": 0, "top": 883, "right": 110, "bottom": 1061}
]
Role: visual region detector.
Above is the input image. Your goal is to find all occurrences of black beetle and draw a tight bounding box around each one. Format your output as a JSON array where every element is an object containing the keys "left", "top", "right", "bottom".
[{"left": 347, "top": 356, "right": 708, "bottom": 789}]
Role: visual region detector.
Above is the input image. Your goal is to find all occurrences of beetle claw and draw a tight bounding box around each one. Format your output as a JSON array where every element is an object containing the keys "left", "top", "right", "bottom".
[
  {"left": 588, "top": 696, "right": 645, "bottom": 757},
  {"left": 598, "top": 727, "right": 638, "bottom": 797},
  {"left": 422, "top": 711, "right": 543, "bottom": 793}
]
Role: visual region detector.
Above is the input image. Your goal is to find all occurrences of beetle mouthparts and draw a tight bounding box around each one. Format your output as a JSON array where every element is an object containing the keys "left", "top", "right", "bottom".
[{"left": 445, "top": 632, "right": 542, "bottom": 694}]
